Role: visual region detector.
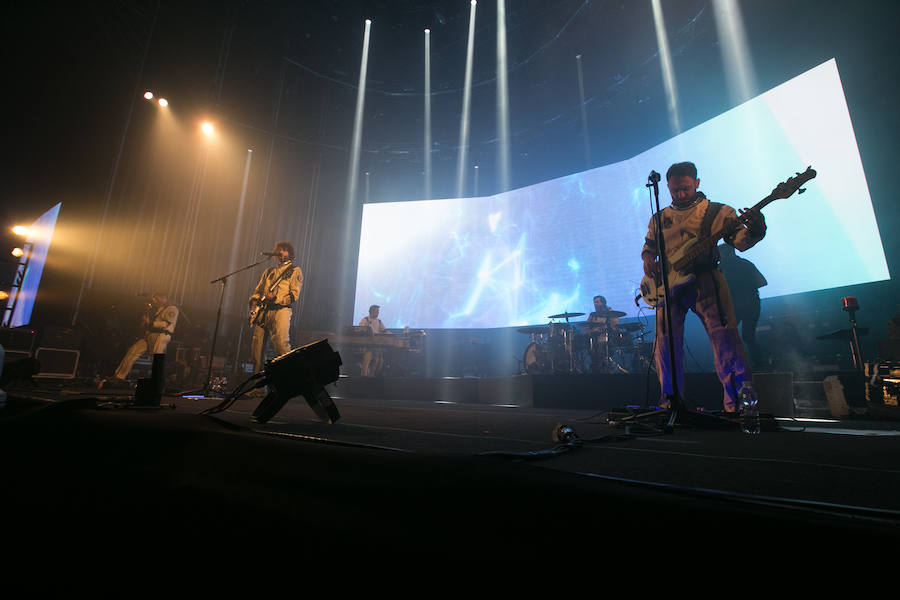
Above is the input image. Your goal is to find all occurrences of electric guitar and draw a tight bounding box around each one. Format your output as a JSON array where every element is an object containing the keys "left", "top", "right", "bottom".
[
  {"left": 639, "top": 166, "right": 816, "bottom": 307},
  {"left": 249, "top": 263, "right": 296, "bottom": 326}
]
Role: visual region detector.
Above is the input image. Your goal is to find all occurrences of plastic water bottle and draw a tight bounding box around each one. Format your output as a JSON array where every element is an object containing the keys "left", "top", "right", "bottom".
[{"left": 739, "top": 382, "right": 760, "bottom": 435}]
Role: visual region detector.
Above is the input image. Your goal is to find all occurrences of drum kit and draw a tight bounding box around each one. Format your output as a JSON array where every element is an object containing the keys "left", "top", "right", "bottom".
[{"left": 519, "top": 309, "right": 653, "bottom": 374}]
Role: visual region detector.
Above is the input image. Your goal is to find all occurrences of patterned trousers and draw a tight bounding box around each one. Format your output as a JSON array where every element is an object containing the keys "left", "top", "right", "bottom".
[{"left": 654, "top": 269, "right": 751, "bottom": 412}]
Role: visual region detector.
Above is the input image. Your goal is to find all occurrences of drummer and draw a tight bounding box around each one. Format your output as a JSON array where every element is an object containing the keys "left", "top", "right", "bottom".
[{"left": 586, "top": 295, "right": 621, "bottom": 333}]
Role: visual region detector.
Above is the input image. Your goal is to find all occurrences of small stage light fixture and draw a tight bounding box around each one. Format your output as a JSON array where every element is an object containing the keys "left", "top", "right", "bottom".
[
  {"left": 12, "top": 226, "right": 28, "bottom": 236},
  {"left": 11, "top": 248, "right": 24, "bottom": 258},
  {"left": 252, "top": 339, "right": 343, "bottom": 424},
  {"left": 158, "top": 98, "right": 169, "bottom": 107},
  {"left": 201, "top": 122, "right": 214, "bottom": 135},
  {"left": 143, "top": 91, "right": 154, "bottom": 100}
]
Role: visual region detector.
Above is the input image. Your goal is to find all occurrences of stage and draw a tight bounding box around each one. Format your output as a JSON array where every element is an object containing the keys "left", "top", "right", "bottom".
[{"left": 2, "top": 374, "right": 899, "bottom": 558}]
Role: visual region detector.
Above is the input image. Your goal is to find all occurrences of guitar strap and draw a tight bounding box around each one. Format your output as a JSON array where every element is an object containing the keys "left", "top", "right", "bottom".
[
  {"left": 700, "top": 202, "right": 729, "bottom": 326},
  {"left": 263, "top": 263, "right": 298, "bottom": 304}
]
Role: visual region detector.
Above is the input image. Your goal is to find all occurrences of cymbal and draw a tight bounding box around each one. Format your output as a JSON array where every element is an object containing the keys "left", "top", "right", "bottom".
[
  {"left": 547, "top": 312, "right": 585, "bottom": 319},
  {"left": 518, "top": 325, "right": 550, "bottom": 335},
  {"left": 816, "top": 327, "right": 869, "bottom": 341},
  {"left": 592, "top": 309, "right": 626, "bottom": 318}
]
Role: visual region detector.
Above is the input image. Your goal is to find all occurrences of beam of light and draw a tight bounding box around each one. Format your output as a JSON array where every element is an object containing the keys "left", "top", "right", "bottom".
[
  {"left": 424, "top": 28, "right": 432, "bottom": 200},
  {"left": 496, "top": 0, "right": 510, "bottom": 193},
  {"left": 576, "top": 55, "right": 591, "bottom": 168},
  {"left": 712, "top": 0, "right": 757, "bottom": 104},
  {"left": 473, "top": 165, "right": 479, "bottom": 197},
  {"left": 340, "top": 18, "right": 372, "bottom": 328},
  {"left": 651, "top": 0, "right": 681, "bottom": 135},
  {"left": 455, "top": 0, "right": 477, "bottom": 198},
  {"left": 143, "top": 91, "right": 154, "bottom": 100},
  {"left": 158, "top": 97, "right": 168, "bottom": 107},
  {"left": 222, "top": 148, "right": 254, "bottom": 318}
]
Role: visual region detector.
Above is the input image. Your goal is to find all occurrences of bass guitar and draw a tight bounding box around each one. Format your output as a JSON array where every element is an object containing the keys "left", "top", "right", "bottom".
[{"left": 639, "top": 166, "right": 816, "bottom": 307}]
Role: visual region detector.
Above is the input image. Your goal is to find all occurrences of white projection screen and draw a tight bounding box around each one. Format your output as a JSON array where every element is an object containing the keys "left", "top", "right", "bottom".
[{"left": 354, "top": 59, "right": 889, "bottom": 329}]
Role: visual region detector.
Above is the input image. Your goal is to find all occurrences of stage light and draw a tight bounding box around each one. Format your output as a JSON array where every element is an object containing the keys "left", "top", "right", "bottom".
[
  {"left": 496, "top": 0, "right": 510, "bottom": 192},
  {"left": 365, "top": 18, "right": 371, "bottom": 24},
  {"left": 201, "top": 122, "right": 214, "bottom": 135},
  {"left": 251, "top": 339, "right": 343, "bottom": 424},
  {"left": 455, "top": 0, "right": 477, "bottom": 197},
  {"left": 11, "top": 248, "right": 24, "bottom": 258},
  {"left": 424, "top": 27, "right": 432, "bottom": 199},
  {"left": 0, "top": 291, "right": 8, "bottom": 301},
  {"left": 143, "top": 91, "right": 154, "bottom": 100},
  {"left": 651, "top": 0, "right": 682, "bottom": 134},
  {"left": 12, "top": 226, "right": 28, "bottom": 236},
  {"left": 158, "top": 97, "right": 168, "bottom": 107}
]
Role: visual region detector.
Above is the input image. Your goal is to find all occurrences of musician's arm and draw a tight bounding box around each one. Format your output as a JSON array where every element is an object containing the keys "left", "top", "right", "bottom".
[
  {"left": 153, "top": 306, "right": 179, "bottom": 334},
  {"left": 725, "top": 206, "right": 766, "bottom": 251},
  {"left": 249, "top": 270, "right": 269, "bottom": 306},
  {"left": 288, "top": 266, "right": 303, "bottom": 304},
  {"left": 641, "top": 217, "right": 661, "bottom": 278}
]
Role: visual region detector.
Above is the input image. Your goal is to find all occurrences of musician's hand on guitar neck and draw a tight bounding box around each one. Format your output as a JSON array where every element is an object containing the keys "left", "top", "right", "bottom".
[{"left": 739, "top": 207, "right": 767, "bottom": 237}]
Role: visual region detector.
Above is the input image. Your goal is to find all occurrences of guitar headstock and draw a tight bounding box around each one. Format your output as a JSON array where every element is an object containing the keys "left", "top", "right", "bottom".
[{"left": 772, "top": 166, "right": 817, "bottom": 199}]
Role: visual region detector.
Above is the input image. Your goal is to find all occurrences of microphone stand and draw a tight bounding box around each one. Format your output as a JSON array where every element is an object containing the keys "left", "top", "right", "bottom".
[
  {"left": 646, "top": 172, "right": 684, "bottom": 430},
  {"left": 187, "top": 258, "right": 268, "bottom": 398}
]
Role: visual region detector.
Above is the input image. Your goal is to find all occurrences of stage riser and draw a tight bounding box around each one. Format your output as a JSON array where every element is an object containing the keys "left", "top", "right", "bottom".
[{"left": 329, "top": 372, "right": 794, "bottom": 415}]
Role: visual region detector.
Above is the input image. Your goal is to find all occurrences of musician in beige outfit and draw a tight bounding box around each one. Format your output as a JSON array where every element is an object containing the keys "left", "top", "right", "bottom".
[
  {"left": 110, "top": 293, "right": 179, "bottom": 382},
  {"left": 641, "top": 162, "right": 766, "bottom": 412},
  {"left": 249, "top": 242, "right": 303, "bottom": 372}
]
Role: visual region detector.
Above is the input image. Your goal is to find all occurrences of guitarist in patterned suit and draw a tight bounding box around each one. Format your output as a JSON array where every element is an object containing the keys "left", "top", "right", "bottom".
[
  {"left": 249, "top": 241, "right": 303, "bottom": 372},
  {"left": 641, "top": 162, "right": 766, "bottom": 413}
]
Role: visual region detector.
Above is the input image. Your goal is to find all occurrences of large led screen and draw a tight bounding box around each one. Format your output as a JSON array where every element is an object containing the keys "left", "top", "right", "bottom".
[{"left": 354, "top": 59, "right": 888, "bottom": 329}]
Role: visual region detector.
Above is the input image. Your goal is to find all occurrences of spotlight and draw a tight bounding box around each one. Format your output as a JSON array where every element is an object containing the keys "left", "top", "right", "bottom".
[
  {"left": 158, "top": 97, "right": 168, "bottom": 107},
  {"left": 424, "top": 28, "right": 430, "bottom": 33},
  {"left": 201, "top": 122, "right": 214, "bottom": 135},
  {"left": 143, "top": 91, "right": 154, "bottom": 100},
  {"left": 252, "top": 339, "right": 342, "bottom": 424},
  {"left": 11, "top": 248, "right": 24, "bottom": 258},
  {"left": 0, "top": 291, "right": 8, "bottom": 301},
  {"left": 12, "top": 226, "right": 28, "bottom": 236}
]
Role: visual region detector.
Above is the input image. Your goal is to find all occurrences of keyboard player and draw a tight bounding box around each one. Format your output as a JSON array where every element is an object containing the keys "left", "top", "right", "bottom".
[{"left": 359, "top": 304, "right": 392, "bottom": 376}]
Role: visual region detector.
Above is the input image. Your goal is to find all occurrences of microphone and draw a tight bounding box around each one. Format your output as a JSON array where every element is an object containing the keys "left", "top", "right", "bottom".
[
  {"left": 648, "top": 170, "right": 661, "bottom": 184},
  {"left": 259, "top": 251, "right": 279, "bottom": 256}
]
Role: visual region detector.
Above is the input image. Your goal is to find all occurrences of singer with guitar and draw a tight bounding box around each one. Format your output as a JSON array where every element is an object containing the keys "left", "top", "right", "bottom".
[
  {"left": 249, "top": 242, "right": 303, "bottom": 373},
  {"left": 641, "top": 162, "right": 767, "bottom": 413}
]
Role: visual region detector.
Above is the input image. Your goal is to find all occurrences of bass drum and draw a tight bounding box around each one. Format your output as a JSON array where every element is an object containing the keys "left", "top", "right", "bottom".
[{"left": 523, "top": 342, "right": 552, "bottom": 374}]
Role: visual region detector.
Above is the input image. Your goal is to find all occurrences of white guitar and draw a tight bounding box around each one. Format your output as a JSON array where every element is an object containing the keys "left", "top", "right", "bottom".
[{"left": 639, "top": 167, "right": 816, "bottom": 307}]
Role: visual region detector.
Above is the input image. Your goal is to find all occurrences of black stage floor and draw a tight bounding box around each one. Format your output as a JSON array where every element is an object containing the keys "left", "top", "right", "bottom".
[{"left": 3, "top": 380, "right": 899, "bottom": 559}]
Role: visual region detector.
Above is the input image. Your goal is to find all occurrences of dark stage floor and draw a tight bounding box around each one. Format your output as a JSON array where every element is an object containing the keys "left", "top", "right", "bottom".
[{"left": 3, "top": 379, "right": 899, "bottom": 558}]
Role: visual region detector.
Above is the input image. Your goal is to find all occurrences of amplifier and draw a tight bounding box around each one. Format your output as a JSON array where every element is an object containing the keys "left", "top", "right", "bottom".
[{"left": 34, "top": 347, "right": 79, "bottom": 379}]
